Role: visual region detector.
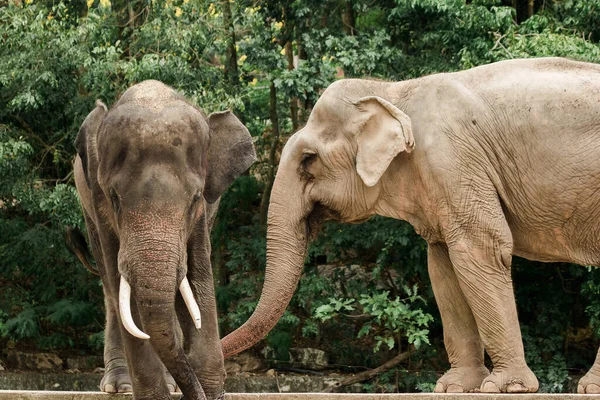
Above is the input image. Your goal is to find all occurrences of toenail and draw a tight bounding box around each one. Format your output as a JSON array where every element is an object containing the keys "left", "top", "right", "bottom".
[
  {"left": 586, "top": 383, "right": 600, "bottom": 394},
  {"left": 118, "top": 384, "right": 132, "bottom": 393},
  {"left": 506, "top": 382, "right": 527, "bottom": 393},
  {"left": 446, "top": 384, "right": 464, "bottom": 393},
  {"left": 103, "top": 384, "right": 116, "bottom": 393},
  {"left": 481, "top": 381, "right": 500, "bottom": 393},
  {"left": 434, "top": 383, "right": 445, "bottom": 393}
]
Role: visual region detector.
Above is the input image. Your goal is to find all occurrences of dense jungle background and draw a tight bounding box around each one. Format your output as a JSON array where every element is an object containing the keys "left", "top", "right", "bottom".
[{"left": 2, "top": 0, "right": 600, "bottom": 393}]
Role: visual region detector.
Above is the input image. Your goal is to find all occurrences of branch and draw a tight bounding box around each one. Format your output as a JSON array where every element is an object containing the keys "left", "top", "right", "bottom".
[
  {"left": 6, "top": 115, "right": 49, "bottom": 147},
  {"left": 322, "top": 347, "right": 413, "bottom": 393},
  {"left": 490, "top": 33, "right": 507, "bottom": 52},
  {"left": 340, "top": 313, "right": 372, "bottom": 322}
]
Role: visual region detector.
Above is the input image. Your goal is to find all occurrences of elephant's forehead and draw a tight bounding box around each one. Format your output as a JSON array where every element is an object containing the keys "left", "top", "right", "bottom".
[
  {"left": 103, "top": 104, "right": 207, "bottom": 143},
  {"left": 312, "top": 93, "right": 353, "bottom": 121},
  {"left": 117, "top": 80, "right": 182, "bottom": 112}
]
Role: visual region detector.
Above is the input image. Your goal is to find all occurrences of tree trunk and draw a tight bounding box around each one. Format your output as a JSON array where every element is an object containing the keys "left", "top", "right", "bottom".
[
  {"left": 296, "top": 19, "right": 311, "bottom": 125},
  {"left": 111, "top": 0, "right": 147, "bottom": 59},
  {"left": 223, "top": 0, "right": 239, "bottom": 87},
  {"left": 527, "top": 0, "right": 534, "bottom": 18},
  {"left": 342, "top": 1, "right": 355, "bottom": 36},
  {"left": 286, "top": 41, "right": 299, "bottom": 132},
  {"left": 259, "top": 82, "right": 280, "bottom": 227}
]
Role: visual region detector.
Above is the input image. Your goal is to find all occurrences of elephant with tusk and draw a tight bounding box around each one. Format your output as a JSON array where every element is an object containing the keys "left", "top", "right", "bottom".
[
  {"left": 74, "top": 80, "right": 256, "bottom": 400},
  {"left": 221, "top": 57, "right": 600, "bottom": 394}
]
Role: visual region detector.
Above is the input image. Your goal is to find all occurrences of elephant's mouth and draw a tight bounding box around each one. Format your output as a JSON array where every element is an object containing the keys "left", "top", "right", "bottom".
[{"left": 306, "top": 202, "right": 340, "bottom": 241}]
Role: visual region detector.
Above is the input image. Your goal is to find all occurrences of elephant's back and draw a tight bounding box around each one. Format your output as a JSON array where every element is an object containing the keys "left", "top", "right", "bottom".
[
  {"left": 407, "top": 58, "right": 600, "bottom": 267},
  {"left": 455, "top": 59, "right": 600, "bottom": 267},
  {"left": 456, "top": 57, "right": 600, "bottom": 85}
]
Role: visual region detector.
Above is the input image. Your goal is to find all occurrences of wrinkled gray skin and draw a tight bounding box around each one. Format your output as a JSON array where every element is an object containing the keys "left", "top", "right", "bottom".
[
  {"left": 221, "top": 58, "right": 600, "bottom": 393},
  {"left": 74, "top": 80, "right": 256, "bottom": 400}
]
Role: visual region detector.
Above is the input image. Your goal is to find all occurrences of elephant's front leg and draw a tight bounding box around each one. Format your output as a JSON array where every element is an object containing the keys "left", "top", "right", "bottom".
[
  {"left": 446, "top": 210, "right": 538, "bottom": 393},
  {"left": 176, "top": 274, "right": 225, "bottom": 399},
  {"left": 177, "top": 214, "right": 226, "bottom": 400},
  {"left": 578, "top": 348, "right": 600, "bottom": 393},
  {"left": 118, "top": 303, "right": 175, "bottom": 400},
  {"left": 100, "top": 297, "right": 131, "bottom": 393},
  {"left": 428, "top": 243, "right": 489, "bottom": 393},
  {"left": 84, "top": 219, "right": 133, "bottom": 394},
  {"left": 101, "top": 299, "right": 178, "bottom": 394}
]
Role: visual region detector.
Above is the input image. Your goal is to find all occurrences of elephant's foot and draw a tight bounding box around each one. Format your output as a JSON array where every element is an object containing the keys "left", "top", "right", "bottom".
[
  {"left": 101, "top": 364, "right": 178, "bottom": 393},
  {"left": 165, "top": 369, "right": 178, "bottom": 393},
  {"left": 101, "top": 365, "right": 132, "bottom": 393},
  {"left": 480, "top": 364, "right": 538, "bottom": 393},
  {"left": 578, "top": 369, "right": 600, "bottom": 393},
  {"left": 434, "top": 365, "right": 489, "bottom": 393}
]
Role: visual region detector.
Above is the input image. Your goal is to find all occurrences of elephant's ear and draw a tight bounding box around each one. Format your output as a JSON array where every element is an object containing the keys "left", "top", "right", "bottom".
[
  {"left": 75, "top": 100, "right": 107, "bottom": 186},
  {"left": 352, "top": 96, "right": 415, "bottom": 187},
  {"left": 204, "top": 110, "right": 257, "bottom": 204}
]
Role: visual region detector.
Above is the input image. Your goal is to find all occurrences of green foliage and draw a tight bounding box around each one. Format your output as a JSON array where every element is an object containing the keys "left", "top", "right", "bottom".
[{"left": 315, "top": 286, "right": 433, "bottom": 353}]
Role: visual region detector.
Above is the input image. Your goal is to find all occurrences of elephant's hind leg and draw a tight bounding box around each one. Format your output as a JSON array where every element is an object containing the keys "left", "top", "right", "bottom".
[
  {"left": 428, "top": 243, "right": 489, "bottom": 393},
  {"left": 578, "top": 348, "right": 600, "bottom": 393}
]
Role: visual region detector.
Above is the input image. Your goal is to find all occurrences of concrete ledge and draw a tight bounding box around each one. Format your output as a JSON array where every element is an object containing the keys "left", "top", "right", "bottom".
[
  {"left": 1, "top": 392, "right": 600, "bottom": 399},
  {"left": 0, "top": 372, "right": 340, "bottom": 393}
]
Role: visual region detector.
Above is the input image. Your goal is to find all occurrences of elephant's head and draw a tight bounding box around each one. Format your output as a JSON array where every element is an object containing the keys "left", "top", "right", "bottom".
[
  {"left": 75, "top": 81, "right": 255, "bottom": 381},
  {"left": 221, "top": 79, "right": 414, "bottom": 357}
]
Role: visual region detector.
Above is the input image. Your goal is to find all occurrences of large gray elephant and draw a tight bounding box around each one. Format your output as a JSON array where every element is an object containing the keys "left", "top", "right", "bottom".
[
  {"left": 74, "top": 80, "right": 256, "bottom": 400},
  {"left": 221, "top": 57, "right": 600, "bottom": 393}
]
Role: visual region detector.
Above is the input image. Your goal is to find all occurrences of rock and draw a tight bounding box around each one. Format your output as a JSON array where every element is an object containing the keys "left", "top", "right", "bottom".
[
  {"left": 3, "top": 350, "right": 63, "bottom": 371},
  {"left": 279, "top": 383, "right": 292, "bottom": 392},
  {"left": 261, "top": 346, "right": 276, "bottom": 361},
  {"left": 265, "top": 369, "right": 276, "bottom": 377},
  {"left": 65, "top": 369, "right": 80, "bottom": 374},
  {"left": 225, "top": 353, "right": 264, "bottom": 375},
  {"left": 65, "top": 356, "right": 103, "bottom": 371},
  {"left": 224, "top": 359, "right": 241, "bottom": 374},
  {"left": 289, "top": 348, "right": 328, "bottom": 371},
  {"left": 348, "top": 383, "right": 364, "bottom": 393},
  {"left": 0, "top": 361, "right": 5, "bottom": 371},
  {"left": 262, "top": 346, "right": 328, "bottom": 371}
]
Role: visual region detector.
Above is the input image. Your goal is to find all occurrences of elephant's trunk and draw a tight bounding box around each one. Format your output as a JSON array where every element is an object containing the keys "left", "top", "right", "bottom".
[
  {"left": 120, "top": 235, "right": 205, "bottom": 398},
  {"left": 221, "top": 176, "right": 309, "bottom": 358},
  {"left": 119, "top": 276, "right": 200, "bottom": 339}
]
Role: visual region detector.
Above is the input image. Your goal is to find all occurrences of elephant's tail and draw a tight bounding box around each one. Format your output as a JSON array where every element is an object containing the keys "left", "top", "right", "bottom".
[{"left": 64, "top": 226, "right": 100, "bottom": 276}]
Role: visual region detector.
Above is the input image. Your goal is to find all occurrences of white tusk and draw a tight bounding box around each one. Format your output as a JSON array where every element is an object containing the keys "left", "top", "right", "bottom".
[
  {"left": 179, "top": 277, "right": 201, "bottom": 329},
  {"left": 119, "top": 276, "right": 150, "bottom": 340}
]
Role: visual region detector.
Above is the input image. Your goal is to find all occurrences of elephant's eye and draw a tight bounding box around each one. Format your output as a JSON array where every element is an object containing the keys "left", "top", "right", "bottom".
[
  {"left": 191, "top": 191, "right": 202, "bottom": 208},
  {"left": 300, "top": 150, "right": 317, "bottom": 179},
  {"left": 188, "top": 191, "right": 203, "bottom": 221},
  {"left": 109, "top": 188, "right": 121, "bottom": 214}
]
